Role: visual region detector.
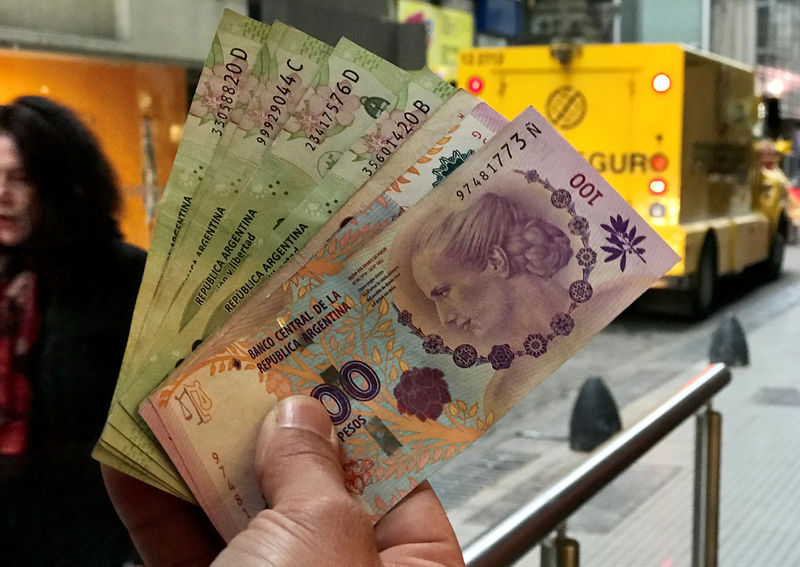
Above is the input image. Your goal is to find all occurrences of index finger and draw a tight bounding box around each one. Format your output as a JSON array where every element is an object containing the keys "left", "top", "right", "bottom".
[
  {"left": 374, "top": 481, "right": 465, "bottom": 566},
  {"left": 101, "top": 464, "right": 224, "bottom": 566}
]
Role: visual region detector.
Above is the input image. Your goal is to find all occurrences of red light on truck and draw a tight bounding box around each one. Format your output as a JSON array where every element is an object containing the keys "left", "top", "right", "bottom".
[
  {"left": 467, "top": 76, "right": 484, "bottom": 94},
  {"left": 649, "top": 178, "right": 667, "bottom": 194},
  {"left": 651, "top": 153, "right": 668, "bottom": 171},
  {"left": 652, "top": 73, "right": 671, "bottom": 93}
]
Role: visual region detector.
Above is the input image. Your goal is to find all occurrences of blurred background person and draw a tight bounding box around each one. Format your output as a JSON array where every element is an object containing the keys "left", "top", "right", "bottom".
[{"left": 0, "top": 95, "right": 144, "bottom": 566}]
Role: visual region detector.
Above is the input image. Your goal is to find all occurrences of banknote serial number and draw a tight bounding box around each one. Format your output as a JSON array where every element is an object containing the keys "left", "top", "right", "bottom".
[
  {"left": 211, "top": 48, "right": 249, "bottom": 137},
  {"left": 361, "top": 100, "right": 433, "bottom": 177},
  {"left": 305, "top": 69, "right": 360, "bottom": 152},
  {"left": 211, "top": 451, "right": 252, "bottom": 519},
  {"left": 456, "top": 131, "right": 527, "bottom": 200},
  {"left": 257, "top": 59, "right": 305, "bottom": 146}
]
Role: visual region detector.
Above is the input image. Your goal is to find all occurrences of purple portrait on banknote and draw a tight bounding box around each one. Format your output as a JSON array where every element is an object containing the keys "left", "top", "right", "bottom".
[
  {"left": 409, "top": 191, "right": 573, "bottom": 344},
  {"left": 392, "top": 183, "right": 584, "bottom": 346},
  {"left": 390, "top": 172, "right": 599, "bottom": 418}
]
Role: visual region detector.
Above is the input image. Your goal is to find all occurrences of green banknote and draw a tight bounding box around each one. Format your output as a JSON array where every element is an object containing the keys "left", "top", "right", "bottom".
[
  {"left": 125, "top": 71, "right": 457, "bottom": 402},
  {"left": 124, "top": 36, "right": 428, "bottom": 390},
  {"left": 131, "top": 22, "right": 332, "bottom": 359},
  {"left": 124, "top": 10, "right": 271, "bottom": 361},
  {"left": 95, "top": 9, "right": 272, "bottom": 489}
]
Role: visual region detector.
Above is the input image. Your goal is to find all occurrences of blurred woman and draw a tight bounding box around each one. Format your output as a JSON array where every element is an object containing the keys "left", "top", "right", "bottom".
[{"left": 0, "top": 96, "right": 144, "bottom": 566}]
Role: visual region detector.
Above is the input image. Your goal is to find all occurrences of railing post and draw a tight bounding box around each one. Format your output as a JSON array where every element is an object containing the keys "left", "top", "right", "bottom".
[
  {"left": 463, "top": 364, "right": 730, "bottom": 567},
  {"left": 541, "top": 524, "right": 580, "bottom": 567},
  {"left": 692, "top": 402, "right": 722, "bottom": 567}
]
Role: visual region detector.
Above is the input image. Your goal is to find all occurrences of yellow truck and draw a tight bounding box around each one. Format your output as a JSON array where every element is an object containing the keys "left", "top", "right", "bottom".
[{"left": 458, "top": 43, "right": 790, "bottom": 315}]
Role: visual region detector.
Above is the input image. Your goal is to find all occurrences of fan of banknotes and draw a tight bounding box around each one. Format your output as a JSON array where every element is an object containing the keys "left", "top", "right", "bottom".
[{"left": 94, "top": 9, "right": 679, "bottom": 541}]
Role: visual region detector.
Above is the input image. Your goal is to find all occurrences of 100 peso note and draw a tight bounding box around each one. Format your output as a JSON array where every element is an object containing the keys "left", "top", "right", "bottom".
[{"left": 140, "top": 106, "right": 680, "bottom": 540}]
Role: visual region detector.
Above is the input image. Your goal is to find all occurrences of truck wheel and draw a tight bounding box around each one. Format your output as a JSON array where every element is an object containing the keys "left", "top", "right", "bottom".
[
  {"left": 690, "top": 238, "right": 717, "bottom": 318},
  {"left": 760, "top": 229, "right": 786, "bottom": 281}
]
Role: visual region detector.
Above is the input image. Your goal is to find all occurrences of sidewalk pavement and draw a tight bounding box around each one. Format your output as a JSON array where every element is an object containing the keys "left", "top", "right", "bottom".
[{"left": 446, "top": 288, "right": 800, "bottom": 566}]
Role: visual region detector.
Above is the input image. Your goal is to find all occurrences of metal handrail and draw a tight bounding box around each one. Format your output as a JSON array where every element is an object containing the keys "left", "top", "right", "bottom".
[{"left": 462, "top": 363, "right": 731, "bottom": 567}]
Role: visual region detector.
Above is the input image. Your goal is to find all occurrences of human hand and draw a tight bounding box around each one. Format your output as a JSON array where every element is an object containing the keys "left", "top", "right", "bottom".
[{"left": 102, "top": 395, "right": 464, "bottom": 566}]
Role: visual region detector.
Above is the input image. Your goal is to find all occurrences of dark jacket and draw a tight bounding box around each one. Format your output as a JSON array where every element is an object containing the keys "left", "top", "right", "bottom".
[{"left": 1, "top": 239, "right": 146, "bottom": 567}]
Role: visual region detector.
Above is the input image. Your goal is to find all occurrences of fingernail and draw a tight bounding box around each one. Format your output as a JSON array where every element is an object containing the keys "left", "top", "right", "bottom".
[{"left": 275, "top": 395, "right": 335, "bottom": 441}]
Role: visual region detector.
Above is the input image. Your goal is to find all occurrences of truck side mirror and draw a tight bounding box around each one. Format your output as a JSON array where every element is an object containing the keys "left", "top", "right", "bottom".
[{"left": 764, "top": 96, "right": 782, "bottom": 139}]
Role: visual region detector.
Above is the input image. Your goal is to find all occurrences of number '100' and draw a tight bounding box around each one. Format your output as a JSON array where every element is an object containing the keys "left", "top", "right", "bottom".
[{"left": 311, "top": 361, "right": 380, "bottom": 425}]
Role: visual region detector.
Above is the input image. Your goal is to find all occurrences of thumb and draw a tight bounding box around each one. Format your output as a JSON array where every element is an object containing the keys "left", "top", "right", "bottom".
[
  {"left": 216, "top": 395, "right": 380, "bottom": 566},
  {"left": 256, "top": 395, "right": 347, "bottom": 511}
]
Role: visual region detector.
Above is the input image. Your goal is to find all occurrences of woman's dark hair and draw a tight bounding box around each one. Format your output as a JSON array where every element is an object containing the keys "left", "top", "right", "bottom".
[{"left": 0, "top": 96, "right": 122, "bottom": 274}]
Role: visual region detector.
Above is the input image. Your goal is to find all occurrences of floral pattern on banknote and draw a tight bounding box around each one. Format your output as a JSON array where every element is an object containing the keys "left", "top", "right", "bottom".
[
  {"left": 285, "top": 80, "right": 361, "bottom": 143},
  {"left": 190, "top": 63, "right": 246, "bottom": 123},
  {"left": 351, "top": 108, "right": 426, "bottom": 160},
  {"left": 394, "top": 367, "right": 451, "bottom": 422},
  {"left": 600, "top": 214, "right": 647, "bottom": 272},
  {"left": 234, "top": 72, "right": 303, "bottom": 134},
  {"left": 232, "top": 73, "right": 262, "bottom": 111}
]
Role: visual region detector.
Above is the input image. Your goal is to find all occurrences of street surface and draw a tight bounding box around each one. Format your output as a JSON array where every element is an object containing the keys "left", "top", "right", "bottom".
[{"left": 431, "top": 242, "right": 800, "bottom": 564}]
